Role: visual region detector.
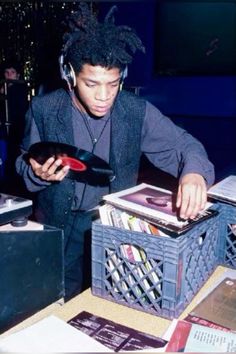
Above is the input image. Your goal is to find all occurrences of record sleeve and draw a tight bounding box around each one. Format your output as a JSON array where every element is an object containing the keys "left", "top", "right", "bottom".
[{"left": 103, "top": 183, "right": 218, "bottom": 235}]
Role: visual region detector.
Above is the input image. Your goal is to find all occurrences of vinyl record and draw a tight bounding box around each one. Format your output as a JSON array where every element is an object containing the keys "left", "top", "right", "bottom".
[{"left": 27, "top": 141, "right": 115, "bottom": 185}]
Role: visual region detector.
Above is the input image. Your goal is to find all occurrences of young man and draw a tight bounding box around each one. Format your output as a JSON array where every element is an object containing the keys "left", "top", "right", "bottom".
[
  {"left": 0, "top": 61, "right": 28, "bottom": 141},
  {"left": 16, "top": 3, "right": 214, "bottom": 300},
  {"left": 0, "top": 63, "right": 20, "bottom": 90}
]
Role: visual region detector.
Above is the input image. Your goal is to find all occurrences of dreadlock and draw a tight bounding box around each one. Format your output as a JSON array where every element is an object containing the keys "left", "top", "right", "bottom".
[{"left": 61, "top": 2, "right": 145, "bottom": 73}]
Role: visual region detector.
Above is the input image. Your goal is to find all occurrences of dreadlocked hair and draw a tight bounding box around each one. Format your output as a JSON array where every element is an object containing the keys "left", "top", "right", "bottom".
[{"left": 61, "top": 2, "right": 145, "bottom": 73}]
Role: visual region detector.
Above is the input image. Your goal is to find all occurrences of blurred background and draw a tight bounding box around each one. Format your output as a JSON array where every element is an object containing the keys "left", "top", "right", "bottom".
[{"left": 0, "top": 0, "right": 235, "bottom": 195}]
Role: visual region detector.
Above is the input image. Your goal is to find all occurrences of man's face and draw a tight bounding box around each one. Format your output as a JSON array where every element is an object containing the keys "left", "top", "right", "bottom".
[
  {"left": 4, "top": 67, "right": 20, "bottom": 81},
  {"left": 73, "top": 64, "right": 121, "bottom": 117}
]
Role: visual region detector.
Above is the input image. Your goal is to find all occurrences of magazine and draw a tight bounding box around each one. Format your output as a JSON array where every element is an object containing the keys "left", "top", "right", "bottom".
[
  {"left": 187, "top": 277, "right": 236, "bottom": 331},
  {"left": 68, "top": 311, "right": 167, "bottom": 352},
  {"left": 207, "top": 175, "right": 236, "bottom": 204},
  {"left": 184, "top": 314, "right": 231, "bottom": 332},
  {"left": 165, "top": 319, "right": 236, "bottom": 352},
  {"left": 103, "top": 183, "right": 217, "bottom": 235}
]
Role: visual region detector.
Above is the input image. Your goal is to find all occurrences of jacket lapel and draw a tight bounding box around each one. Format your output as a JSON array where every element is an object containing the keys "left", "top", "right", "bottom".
[
  {"left": 55, "top": 91, "right": 74, "bottom": 145},
  {"left": 110, "top": 92, "right": 130, "bottom": 163}
]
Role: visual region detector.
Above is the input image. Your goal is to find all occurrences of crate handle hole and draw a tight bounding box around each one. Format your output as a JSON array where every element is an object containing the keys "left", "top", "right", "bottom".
[{"left": 119, "top": 243, "right": 147, "bottom": 264}]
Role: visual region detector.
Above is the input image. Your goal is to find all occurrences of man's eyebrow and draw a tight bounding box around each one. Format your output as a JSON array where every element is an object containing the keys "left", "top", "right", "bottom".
[
  {"left": 84, "top": 77, "right": 120, "bottom": 84},
  {"left": 111, "top": 78, "right": 121, "bottom": 83},
  {"left": 84, "top": 78, "right": 97, "bottom": 82}
]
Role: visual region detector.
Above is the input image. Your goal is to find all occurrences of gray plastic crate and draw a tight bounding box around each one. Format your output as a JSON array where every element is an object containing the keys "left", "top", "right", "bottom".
[
  {"left": 218, "top": 202, "right": 236, "bottom": 269},
  {"left": 91, "top": 213, "right": 220, "bottom": 320}
]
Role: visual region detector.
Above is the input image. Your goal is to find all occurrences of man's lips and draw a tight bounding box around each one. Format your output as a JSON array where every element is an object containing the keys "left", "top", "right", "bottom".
[{"left": 94, "top": 105, "right": 110, "bottom": 112}]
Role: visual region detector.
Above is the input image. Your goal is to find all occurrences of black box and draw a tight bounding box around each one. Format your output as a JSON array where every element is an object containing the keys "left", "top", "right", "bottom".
[{"left": 0, "top": 224, "right": 64, "bottom": 332}]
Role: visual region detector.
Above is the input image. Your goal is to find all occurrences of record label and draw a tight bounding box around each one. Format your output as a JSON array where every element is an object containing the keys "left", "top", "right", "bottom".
[{"left": 60, "top": 157, "right": 87, "bottom": 171}]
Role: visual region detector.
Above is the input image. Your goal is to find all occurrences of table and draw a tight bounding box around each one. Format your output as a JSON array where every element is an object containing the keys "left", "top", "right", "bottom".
[{"left": 1, "top": 265, "right": 230, "bottom": 340}]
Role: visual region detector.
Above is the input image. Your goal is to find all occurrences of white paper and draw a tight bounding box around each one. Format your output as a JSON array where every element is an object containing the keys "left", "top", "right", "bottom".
[
  {"left": 0, "top": 315, "right": 112, "bottom": 352},
  {"left": 185, "top": 323, "right": 236, "bottom": 352},
  {"left": 208, "top": 175, "right": 236, "bottom": 203},
  {"left": 164, "top": 319, "right": 236, "bottom": 352}
]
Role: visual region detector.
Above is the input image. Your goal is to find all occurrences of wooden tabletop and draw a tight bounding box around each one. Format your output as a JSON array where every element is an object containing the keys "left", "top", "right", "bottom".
[{"left": 1, "top": 265, "right": 229, "bottom": 339}]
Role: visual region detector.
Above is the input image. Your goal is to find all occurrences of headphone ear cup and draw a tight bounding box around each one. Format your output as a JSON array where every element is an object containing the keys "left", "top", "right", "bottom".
[
  {"left": 59, "top": 55, "right": 76, "bottom": 90},
  {"left": 119, "top": 66, "right": 128, "bottom": 91},
  {"left": 122, "top": 66, "right": 128, "bottom": 81},
  {"left": 63, "top": 62, "right": 76, "bottom": 89}
]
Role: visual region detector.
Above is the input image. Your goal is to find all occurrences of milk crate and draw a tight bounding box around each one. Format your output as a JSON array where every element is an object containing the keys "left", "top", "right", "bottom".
[
  {"left": 218, "top": 202, "right": 236, "bottom": 269},
  {"left": 91, "top": 212, "right": 220, "bottom": 320}
]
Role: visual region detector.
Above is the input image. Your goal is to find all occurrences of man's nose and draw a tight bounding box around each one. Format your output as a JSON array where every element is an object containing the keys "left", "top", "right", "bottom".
[
  {"left": 6, "top": 74, "right": 13, "bottom": 80},
  {"left": 95, "top": 86, "right": 110, "bottom": 101}
]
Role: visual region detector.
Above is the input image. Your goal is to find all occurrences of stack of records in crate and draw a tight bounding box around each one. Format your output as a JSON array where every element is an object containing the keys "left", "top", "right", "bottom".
[{"left": 99, "top": 183, "right": 218, "bottom": 236}]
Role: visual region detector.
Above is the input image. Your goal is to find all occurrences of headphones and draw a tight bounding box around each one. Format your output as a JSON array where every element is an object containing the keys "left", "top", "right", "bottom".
[
  {"left": 59, "top": 54, "right": 76, "bottom": 91},
  {"left": 119, "top": 66, "right": 128, "bottom": 91},
  {"left": 59, "top": 54, "right": 128, "bottom": 91}
]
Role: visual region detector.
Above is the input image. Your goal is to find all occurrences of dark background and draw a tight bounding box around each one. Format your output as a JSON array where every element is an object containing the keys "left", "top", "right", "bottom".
[{"left": 0, "top": 0, "right": 235, "bottom": 194}]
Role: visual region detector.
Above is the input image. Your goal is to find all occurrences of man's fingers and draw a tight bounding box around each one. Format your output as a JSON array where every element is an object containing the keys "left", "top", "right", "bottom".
[
  {"left": 29, "top": 157, "right": 70, "bottom": 181},
  {"left": 178, "top": 184, "right": 207, "bottom": 220}
]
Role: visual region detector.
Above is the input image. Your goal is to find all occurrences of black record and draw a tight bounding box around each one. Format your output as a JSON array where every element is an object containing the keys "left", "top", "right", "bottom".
[{"left": 27, "top": 141, "right": 115, "bottom": 185}]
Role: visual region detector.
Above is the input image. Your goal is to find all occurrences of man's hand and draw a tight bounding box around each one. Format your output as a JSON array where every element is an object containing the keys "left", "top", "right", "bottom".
[
  {"left": 29, "top": 157, "right": 70, "bottom": 182},
  {"left": 176, "top": 173, "right": 207, "bottom": 220}
]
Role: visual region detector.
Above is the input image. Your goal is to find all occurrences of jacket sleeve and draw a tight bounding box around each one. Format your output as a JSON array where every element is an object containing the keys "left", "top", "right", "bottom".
[
  {"left": 141, "top": 102, "right": 215, "bottom": 187},
  {"left": 15, "top": 98, "right": 51, "bottom": 192}
]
